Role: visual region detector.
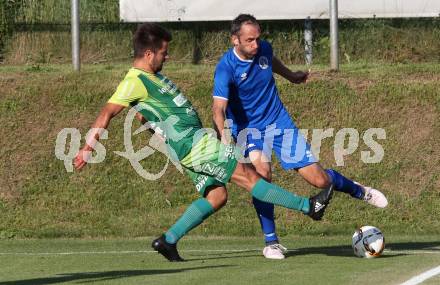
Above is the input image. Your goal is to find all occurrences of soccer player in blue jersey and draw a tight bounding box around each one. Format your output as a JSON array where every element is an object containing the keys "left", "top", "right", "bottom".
[{"left": 212, "top": 14, "right": 388, "bottom": 259}]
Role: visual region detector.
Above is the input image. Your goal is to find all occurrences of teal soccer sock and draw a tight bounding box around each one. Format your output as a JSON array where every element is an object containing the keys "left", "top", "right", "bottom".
[
  {"left": 165, "top": 198, "right": 215, "bottom": 244},
  {"left": 251, "top": 179, "right": 310, "bottom": 214}
]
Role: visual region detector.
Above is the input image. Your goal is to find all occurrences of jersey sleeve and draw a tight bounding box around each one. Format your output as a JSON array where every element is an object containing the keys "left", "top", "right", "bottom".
[
  {"left": 108, "top": 77, "right": 147, "bottom": 107},
  {"left": 212, "top": 61, "right": 233, "bottom": 101}
]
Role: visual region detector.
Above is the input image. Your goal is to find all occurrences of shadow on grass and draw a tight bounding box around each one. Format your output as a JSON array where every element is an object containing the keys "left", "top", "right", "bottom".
[
  {"left": 0, "top": 265, "right": 234, "bottom": 285},
  {"left": 286, "top": 241, "right": 440, "bottom": 258},
  {"left": 386, "top": 241, "right": 440, "bottom": 251},
  {"left": 286, "top": 245, "right": 400, "bottom": 258},
  {"left": 185, "top": 241, "right": 440, "bottom": 260},
  {"left": 186, "top": 251, "right": 260, "bottom": 261}
]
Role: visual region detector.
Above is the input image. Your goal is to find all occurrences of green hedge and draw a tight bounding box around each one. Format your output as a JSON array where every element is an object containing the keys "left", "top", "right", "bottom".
[{"left": 1, "top": 0, "right": 439, "bottom": 64}]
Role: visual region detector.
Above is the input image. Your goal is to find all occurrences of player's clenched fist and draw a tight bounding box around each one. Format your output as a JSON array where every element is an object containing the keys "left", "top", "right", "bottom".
[{"left": 73, "top": 148, "right": 91, "bottom": 170}]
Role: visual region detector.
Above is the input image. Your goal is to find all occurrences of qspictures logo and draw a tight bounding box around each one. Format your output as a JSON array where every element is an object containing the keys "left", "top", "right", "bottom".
[{"left": 55, "top": 105, "right": 387, "bottom": 180}]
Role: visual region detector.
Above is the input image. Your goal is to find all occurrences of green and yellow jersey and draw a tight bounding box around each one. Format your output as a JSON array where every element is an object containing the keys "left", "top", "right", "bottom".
[
  {"left": 108, "top": 68, "right": 203, "bottom": 160},
  {"left": 109, "top": 68, "right": 239, "bottom": 195}
]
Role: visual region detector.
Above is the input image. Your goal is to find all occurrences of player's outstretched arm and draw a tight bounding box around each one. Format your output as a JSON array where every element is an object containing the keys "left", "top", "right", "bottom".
[
  {"left": 212, "top": 98, "right": 232, "bottom": 144},
  {"left": 272, "top": 56, "right": 308, "bottom": 84},
  {"left": 74, "top": 103, "right": 125, "bottom": 170}
]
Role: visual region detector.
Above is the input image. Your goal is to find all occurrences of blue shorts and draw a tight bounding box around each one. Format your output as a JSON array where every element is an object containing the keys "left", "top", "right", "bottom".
[{"left": 233, "top": 112, "right": 317, "bottom": 170}]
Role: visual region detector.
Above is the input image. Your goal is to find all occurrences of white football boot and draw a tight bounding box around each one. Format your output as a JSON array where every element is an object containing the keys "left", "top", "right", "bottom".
[
  {"left": 354, "top": 182, "right": 388, "bottom": 208},
  {"left": 262, "top": 243, "right": 288, "bottom": 259}
]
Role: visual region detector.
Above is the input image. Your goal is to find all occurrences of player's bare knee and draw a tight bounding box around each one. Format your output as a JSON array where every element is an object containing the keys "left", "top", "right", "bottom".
[
  {"left": 217, "top": 190, "right": 228, "bottom": 208},
  {"left": 314, "top": 174, "right": 332, "bottom": 189},
  {"left": 231, "top": 163, "right": 261, "bottom": 191},
  {"left": 205, "top": 186, "right": 228, "bottom": 210}
]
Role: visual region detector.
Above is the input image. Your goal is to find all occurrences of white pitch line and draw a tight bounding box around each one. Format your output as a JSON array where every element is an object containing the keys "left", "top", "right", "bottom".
[
  {"left": 0, "top": 249, "right": 260, "bottom": 256},
  {"left": 399, "top": 265, "right": 440, "bottom": 285},
  {"left": 0, "top": 248, "right": 439, "bottom": 256},
  {"left": 385, "top": 249, "right": 440, "bottom": 255}
]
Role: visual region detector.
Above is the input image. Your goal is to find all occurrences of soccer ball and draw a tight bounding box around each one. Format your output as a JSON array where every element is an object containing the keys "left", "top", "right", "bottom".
[{"left": 352, "top": 226, "right": 385, "bottom": 258}]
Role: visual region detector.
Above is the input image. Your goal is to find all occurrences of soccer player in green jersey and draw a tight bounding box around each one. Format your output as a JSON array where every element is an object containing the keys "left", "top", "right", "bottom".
[{"left": 74, "top": 23, "right": 333, "bottom": 262}]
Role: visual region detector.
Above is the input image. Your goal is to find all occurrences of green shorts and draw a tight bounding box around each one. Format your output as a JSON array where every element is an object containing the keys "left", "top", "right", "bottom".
[{"left": 180, "top": 133, "right": 241, "bottom": 196}]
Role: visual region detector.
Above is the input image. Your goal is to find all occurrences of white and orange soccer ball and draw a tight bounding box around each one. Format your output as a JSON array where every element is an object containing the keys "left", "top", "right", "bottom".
[{"left": 352, "top": 226, "right": 385, "bottom": 258}]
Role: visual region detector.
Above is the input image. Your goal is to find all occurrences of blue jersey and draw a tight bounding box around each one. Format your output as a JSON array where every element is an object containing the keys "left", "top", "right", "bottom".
[
  {"left": 213, "top": 41, "right": 317, "bottom": 170},
  {"left": 213, "top": 40, "right": 285, "bottom": 135}
]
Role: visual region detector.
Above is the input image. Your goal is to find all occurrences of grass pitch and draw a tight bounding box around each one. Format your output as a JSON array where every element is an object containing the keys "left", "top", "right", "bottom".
[
  {"left": 0, "top": 63, "right": 439, "bottom": 239},
  {"left": 0, "top": 62, "right": 439, "bottom": 284},
  {"left": 1, "top": 235, "right": 439, "bottom": 285}
]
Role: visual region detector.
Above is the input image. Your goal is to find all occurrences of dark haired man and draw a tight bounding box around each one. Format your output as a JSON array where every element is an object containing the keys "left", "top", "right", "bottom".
[
  {"left": 74, "top": 23, "right": 334, "bottom": 262},
  {"left": 212, "top": 14, "right": 388, "bottom": 259}
]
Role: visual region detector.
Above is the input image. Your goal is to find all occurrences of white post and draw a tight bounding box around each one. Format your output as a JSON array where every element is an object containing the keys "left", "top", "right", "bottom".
[
  {"left": 329, "top": 0, "right": 339, "bottom": 71},
  {"left": 71, "top": 0, "right": 80, "bottom": 71},
  {"left": 304, "top": 17, "right": 313, "bottom": 69}
]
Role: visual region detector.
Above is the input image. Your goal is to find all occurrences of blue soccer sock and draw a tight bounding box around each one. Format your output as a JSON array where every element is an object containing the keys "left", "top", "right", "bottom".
[
  {"left": 326, "top": 169, "right": 364, "bottom": 199},
  {"left": 252, "top": 197, "right": 279, "bottom": 244}
]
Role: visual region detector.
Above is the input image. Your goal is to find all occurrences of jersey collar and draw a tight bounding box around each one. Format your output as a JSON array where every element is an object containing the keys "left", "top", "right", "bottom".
[{"left": 233, "top": 48, "right": 253, "bottom": 63}]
